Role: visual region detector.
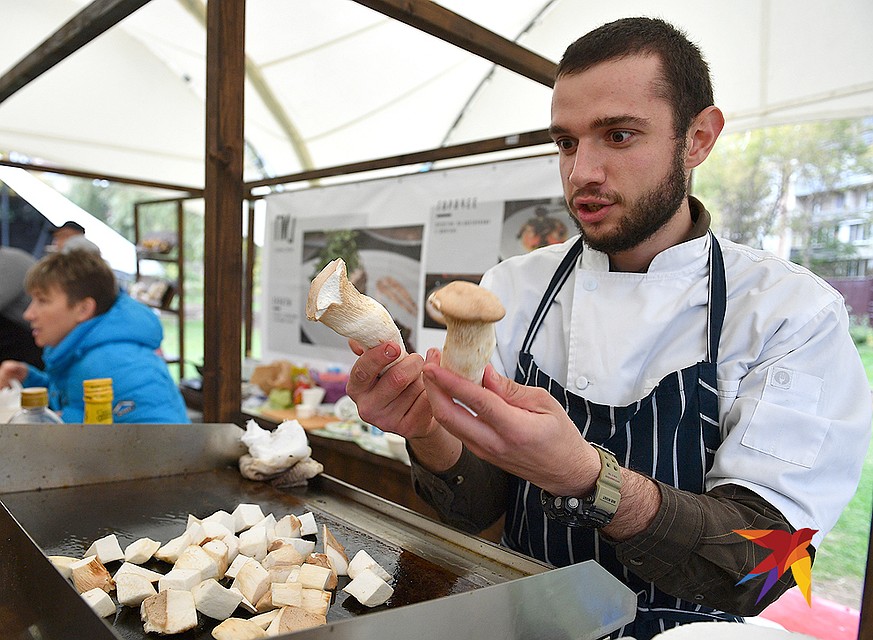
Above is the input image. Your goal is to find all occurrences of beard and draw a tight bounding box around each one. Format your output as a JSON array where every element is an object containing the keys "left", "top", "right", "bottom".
[{"left": 567, "top": 141, "right": 689, "bottom": 255}]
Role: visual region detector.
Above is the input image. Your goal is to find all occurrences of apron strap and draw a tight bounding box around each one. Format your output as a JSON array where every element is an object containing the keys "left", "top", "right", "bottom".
[
  {"left": 706, "top": 233, "right": 727, "bottom": 363},
  {"left": 519, "top": 236, "right": 585, "bottom": 353}
]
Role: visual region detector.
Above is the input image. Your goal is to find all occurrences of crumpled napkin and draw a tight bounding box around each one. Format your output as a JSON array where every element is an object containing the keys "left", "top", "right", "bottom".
[{"left": 238, "top": 419, "right": 323, "bottom": 488}]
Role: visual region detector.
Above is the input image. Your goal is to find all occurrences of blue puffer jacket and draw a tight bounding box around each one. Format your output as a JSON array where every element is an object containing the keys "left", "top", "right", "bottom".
[{"left": 24, "top": 292, "right": 190, "bottom": 424}]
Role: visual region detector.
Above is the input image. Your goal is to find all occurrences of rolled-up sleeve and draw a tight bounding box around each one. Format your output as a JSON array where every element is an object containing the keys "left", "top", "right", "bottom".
[{"left": 409, "top": 445, "right": 508, "bottom": 534}]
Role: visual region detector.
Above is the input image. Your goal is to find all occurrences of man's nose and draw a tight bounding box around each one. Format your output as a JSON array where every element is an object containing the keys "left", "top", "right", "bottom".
[{"left": 567, "top": 146, "right": 606, "bottom": 188}]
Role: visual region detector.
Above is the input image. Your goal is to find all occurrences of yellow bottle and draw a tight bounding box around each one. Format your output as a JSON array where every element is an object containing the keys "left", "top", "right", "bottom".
[{"left": 83, "top": 378, "right": 113, "bottom": 424}]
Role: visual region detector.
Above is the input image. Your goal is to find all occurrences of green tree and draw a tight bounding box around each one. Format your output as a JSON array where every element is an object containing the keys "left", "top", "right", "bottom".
[{"left": 695, "top": 118, "right": 873, "bottom": 258}]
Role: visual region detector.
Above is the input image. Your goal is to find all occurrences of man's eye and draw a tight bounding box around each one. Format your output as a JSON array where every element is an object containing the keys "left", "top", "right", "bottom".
[
  {"left": 609, "top": 131, "right": 633, "bottom": 144},
  {"left": 555, "top": 138, "right": 576, "bottom": 151}
]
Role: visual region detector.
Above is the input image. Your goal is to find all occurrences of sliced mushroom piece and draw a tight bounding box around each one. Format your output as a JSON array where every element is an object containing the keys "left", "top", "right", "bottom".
[
  {"left": 265, "top": 605, "right": 326, "bottom": 635},
  {"left": 192, "top": 578, "right": 244, "bottom": 620},
  {"left": 85, "top": 533, "right": 125, "bottom": 564},
  {"left": 427, "top": 280, "right": 505, "bottom": 384},
  {"left": 124, "top": 537, "right": 161, "bottom": 564},
  {"left": 48, "top": 555, "right": 78, "bottom": 580},
  {"left": 141, "top": 589, "right": 199, "bottom": 635},
  {"left": 347, "top": 549, "right": 391, "bottom": 582},
  {"left": 211, "top": 617, "right": 267, "bottom": 640},
  {"left": 70, "top": 555, "right": 115, "bottom": 594},
  {"left": 322, "top": 525, "right": 349, "bottom": 576},
  {"left": 116, "top": 573, "right": 157, "bottom": 607},
  {"left": 307, "top": 258, "right": 406, "bottom": 356},
  {"left": 304, "top": 553, "right": 337, "bottom": 590}
]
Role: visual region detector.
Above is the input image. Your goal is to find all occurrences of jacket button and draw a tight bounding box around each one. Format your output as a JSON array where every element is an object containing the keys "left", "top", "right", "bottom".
[
  {"left": 629, "top": 558, "right": 643, "bottom": 566},
  {"left": 575, "top": 376, "right": 589, "bottom": 390},
  {"left": 583, "top": 278, "right": 598, "bottom": 291},
  {"left": 453, "top": 475, "right": 464, "bottom": 485}
]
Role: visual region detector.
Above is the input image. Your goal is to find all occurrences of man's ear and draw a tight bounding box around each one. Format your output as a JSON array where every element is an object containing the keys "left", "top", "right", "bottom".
[
  {"left": 685, "top": 105, "right": 725, "bottom": 170},
  {"left": 73, "top": 297, "right": 98, "bottom": 322}
]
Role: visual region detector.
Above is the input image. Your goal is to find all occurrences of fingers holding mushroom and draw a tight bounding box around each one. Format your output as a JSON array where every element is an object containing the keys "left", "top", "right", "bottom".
[
  {"left": 426, "top": 281, "right": 505, "bottom": 385},
  {"left": 307, "top": 258, "right": 407, "bottom": 356}
]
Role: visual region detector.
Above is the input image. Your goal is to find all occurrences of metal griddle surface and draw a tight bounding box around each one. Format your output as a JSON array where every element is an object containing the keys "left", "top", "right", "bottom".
[{"left": 2, "top": 466, "right": 537, "bottom": 640}]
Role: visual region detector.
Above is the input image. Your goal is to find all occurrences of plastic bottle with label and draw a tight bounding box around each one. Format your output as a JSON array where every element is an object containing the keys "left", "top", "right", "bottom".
[
  {"left": 7, "top": 387, "right": 63, "bottom": 424},
  {"left": 83, "top": 378, "right": 114, "bottom": 424}
]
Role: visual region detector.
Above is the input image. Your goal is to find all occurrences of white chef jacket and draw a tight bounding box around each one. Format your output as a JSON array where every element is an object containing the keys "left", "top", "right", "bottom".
[{"left": 481, "top": 230, "right": 872, "bottom": 547}]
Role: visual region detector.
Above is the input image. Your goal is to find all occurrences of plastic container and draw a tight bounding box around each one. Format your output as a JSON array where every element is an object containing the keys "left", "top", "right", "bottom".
[
  {"left": 83, "top": 378, "right": 113, "bottom": 424},
  {"left": 7, "top": 387, "right": 63, "bottom": 424}
]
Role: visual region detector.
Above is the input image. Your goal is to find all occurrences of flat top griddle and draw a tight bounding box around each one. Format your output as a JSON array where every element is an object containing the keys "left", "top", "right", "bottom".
[{"left": 0, "top": 423, "right": 635, "bottom": 640}]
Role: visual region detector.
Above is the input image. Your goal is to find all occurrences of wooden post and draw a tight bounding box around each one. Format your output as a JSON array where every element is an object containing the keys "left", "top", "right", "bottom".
[{"left": 203, "top": 0, "right": 245, "bottom": 423}]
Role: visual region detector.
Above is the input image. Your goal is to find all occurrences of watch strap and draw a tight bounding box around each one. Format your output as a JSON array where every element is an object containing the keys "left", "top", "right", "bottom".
[{"left": 540, "top": 443, "right": 622, "bottom": 528}]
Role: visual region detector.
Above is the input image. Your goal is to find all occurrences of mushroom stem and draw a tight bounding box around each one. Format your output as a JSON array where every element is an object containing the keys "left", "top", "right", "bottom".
[
  {"left": 442, "top": 319, "right": 496, "bottom": 384},
  {"left": 306, "top": 258, "right": 406, "bottom": 355}
]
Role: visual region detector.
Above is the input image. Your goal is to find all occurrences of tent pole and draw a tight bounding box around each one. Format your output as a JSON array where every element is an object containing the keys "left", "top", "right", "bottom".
[{"left": 202, "top": 0, "right": 245, "bottom": 424}]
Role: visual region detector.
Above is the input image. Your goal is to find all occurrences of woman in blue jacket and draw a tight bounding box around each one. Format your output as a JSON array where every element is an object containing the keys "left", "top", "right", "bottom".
[{"left": 0, "top": 250, "right": 189, "bottom": 423}]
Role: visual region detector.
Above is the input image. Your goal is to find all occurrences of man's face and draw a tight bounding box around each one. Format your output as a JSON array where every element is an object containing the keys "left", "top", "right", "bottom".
[
  {"left": 23, "top": 284, "right": 91, "bottom": 348},
  {"left": 550, "top": 55, "right": 690, "bottom": 255}
]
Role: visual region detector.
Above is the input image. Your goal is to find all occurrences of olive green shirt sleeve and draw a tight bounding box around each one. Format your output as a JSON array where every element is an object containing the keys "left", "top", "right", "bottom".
[{"left": 409, "top": 448, "right": 803, "bottom": 615}]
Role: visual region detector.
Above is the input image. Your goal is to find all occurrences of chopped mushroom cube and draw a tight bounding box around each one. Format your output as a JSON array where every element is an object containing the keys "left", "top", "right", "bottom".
[
  {"left": 297, "top": 563, "right": 331, "bottom": 590},
  {"left": 322, "top": 525, "right": 349, "bottom": 576},
  {"left": 211, "top": 617, "right": 267, "bottom": 640},
  {"left": 48, "top": 555, "right": 78, "bottom": 580},
  {"left": 297, "top": 512, "right": 318, "bottom": 537},
  {"left": 114, "top": 562, "right": 163, "bottom": 583},
  {"left": 347, "top": 549, "right": 391, "bottom": 581},
  {"left": 81, "top": 587, "right": 117, "bottom": 618},
  {"left": 231, "top": 560, "right": 270, "bottom": 604},
  {"left": 248, "top": 609, "right": 280, "bottom": 630},
  {"left": 192, "top": 578, "right": 245, "bottom": 621},
  {"left": 175, "top": 544, "right": 220, "bottom": 581},
  {"left": 225, "top": 554, "right": 255, "bottom": 579},
  {"left": 71, "top": 555, "right": 115, "bottom": 594},
  {"left": 238, "top": 526, "right": 268, "bottom": 561},
  {"left": 202, "top": 538, "right": 230, "bottom": 578},
  {"left": 116, "top": 573, "right": 157, "bottom": 607},
  {"left": 141, "top": 589, "right": 199, "bottom": 635},
  {"left": 124, "top": 537, "right": 161, "bottom": 564},
  {"left": 342, "top": 568, "right": 393, "bottom": 607},
  {"left": 158, "top": 567, "right": 202, "bottom": 592},
  {"left": 273, "top": 514, "right": 302, "bottom": 539},
  {"left": 203, "top": 509, "right": 236, "bottom": 534},
  {"left": 265, "top": 605, "right": 326, "bottom": 635},
  {"left": 85, "top": 534, "right": 125, "bottom": 564},
  {"left": 271, "top": 582, "right": 303, "bottom": 608},
  {"left": 300, "top": 588, "right": 331, "bottom": 617},
  {"left": 232, "top": 504, "right": 265, "bottom": 533}
]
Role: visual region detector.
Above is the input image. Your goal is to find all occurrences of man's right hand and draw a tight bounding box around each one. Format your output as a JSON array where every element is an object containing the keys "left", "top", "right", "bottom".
[
  {"left": 346, "top": 341, "right": 463, "bottom": 473},
  {"left": 0, "top": 360, "right": 28, "bottom": 389}
]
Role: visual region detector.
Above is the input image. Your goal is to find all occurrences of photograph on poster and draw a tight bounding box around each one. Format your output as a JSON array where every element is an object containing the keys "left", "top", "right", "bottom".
[
  {"left": 500, "top": 197, "right": 569, "bottom": 260},
  {"left": 301, "top": 225, "right": 424, "bottom": 353}
]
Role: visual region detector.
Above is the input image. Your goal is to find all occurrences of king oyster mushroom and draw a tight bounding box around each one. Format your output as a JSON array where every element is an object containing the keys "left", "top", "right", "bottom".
[
  {"left": 427, "top": 280, "right": 505, "bottom": 384},
  {"left": 307, "top": 258, "right": 406, "bottom": 356}
]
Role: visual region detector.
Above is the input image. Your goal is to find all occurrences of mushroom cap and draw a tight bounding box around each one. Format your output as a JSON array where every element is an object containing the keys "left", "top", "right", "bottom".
[{"left": 427, "top": 280, "right": 505, "bottom": 323}]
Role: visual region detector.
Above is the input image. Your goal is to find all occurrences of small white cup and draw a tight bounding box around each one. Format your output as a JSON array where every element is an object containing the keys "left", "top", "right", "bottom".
[{"left": 300, "top": 387, "right": 325, "bottom": 408}]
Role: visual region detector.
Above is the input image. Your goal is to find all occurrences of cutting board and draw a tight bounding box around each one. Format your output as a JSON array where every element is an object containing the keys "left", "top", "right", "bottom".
[{"left": 255, "top": 406, "right": 337, "bottom": 431}]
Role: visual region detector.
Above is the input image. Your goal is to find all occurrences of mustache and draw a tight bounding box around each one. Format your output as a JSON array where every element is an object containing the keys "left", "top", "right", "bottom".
[{"left": 567, "top": 188, "right": 623, "bottom": 204}]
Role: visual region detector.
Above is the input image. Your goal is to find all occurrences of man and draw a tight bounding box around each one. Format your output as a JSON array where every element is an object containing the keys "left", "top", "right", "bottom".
[
  {"left": 51, "top": 220, "right": 101, "bottom": 254},
  {"left": 344, "top": 18, "right": 872, "bottom": 638},
  {"left": 0, "top": 246, "right": 43, "bottom": 367},
  {"left": 0, "top": 251, "right": 189, "bottom": 424}
]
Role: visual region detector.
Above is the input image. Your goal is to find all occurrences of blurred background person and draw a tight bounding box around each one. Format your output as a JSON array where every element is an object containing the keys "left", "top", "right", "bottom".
[
  {"left": 51, "top": 220, "right": 101, "bottom": 255},
  {"left": 0, "top": 246, "right": 43, "bottom": 368},
  {"left": 0, "top": 251, "right": 189, "bottom": 423}
]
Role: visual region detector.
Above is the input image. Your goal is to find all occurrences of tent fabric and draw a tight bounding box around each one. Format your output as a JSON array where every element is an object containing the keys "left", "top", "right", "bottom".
[{"left": 0, "top": 0, "right": 871, "bottom": 189}]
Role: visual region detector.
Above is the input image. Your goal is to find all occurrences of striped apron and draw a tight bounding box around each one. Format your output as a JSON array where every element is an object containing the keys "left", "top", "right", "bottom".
[{"left": 504, "top": 233, "right": 742, "bottom": 639}]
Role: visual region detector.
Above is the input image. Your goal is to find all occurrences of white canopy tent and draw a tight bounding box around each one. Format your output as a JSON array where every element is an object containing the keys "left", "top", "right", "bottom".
[{"left": 1, "top": 0, "right": 871, "bottom": 189}]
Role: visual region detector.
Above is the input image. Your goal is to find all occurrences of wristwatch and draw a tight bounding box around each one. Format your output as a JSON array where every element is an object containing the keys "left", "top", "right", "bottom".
[{"left": 540, "top": 443, "right": 622, "bottom": 528}]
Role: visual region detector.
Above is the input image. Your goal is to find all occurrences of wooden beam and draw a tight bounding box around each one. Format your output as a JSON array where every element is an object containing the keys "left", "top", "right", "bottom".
[
  {"left": 0, "top": 0, "right": 152, "bottom": 104},
  {"left": 353, "top": 0, "right": 556, "bottom": 87},
  {"left": 0, "top": 160, "right": 202, "bottom": 196},
  {"left": 245, "top": 128, "right": 553, "bottom": 193},
  {"left": 202, "top": 0, "right": 245, "bottom": 423}
]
